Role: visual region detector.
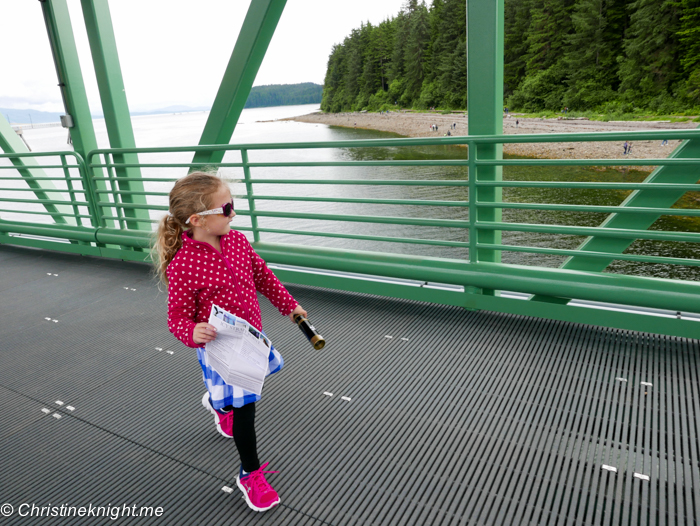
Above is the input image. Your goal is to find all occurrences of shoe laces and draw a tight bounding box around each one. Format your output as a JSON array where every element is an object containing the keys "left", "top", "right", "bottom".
[{"left": 247, "top": 463, "right": 279, "bottom": 494}]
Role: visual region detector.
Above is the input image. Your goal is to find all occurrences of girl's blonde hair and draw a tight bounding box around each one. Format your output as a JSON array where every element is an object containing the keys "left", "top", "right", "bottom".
[{"left": 152, "top": 171, "right": 226, "bottom": 284}]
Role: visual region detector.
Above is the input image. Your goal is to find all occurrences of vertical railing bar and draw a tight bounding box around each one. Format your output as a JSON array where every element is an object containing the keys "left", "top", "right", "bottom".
[
  {"left": 105, "top": 152, "right": 126, "bottom": 230},
  {"left": 241, "top": 149, "right": 260, "bottom": 243},
  {"left": 81, "top": 152, "right": 103, "bottom": 231},
  {"left": 60, "top": 154, "right": 82, "bottom": 228},
  {"left": 468, "top": 142, "right": 477, "bottom": 264}
]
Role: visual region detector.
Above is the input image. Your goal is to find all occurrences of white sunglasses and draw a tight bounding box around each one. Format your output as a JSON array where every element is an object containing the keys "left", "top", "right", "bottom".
[{"left": 185, "top": 200, "right": 234, "bottom": 224}]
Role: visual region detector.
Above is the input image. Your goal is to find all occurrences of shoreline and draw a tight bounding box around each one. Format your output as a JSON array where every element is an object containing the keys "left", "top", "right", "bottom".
[{"left": 289, "top": 111, "right": 698, "bottom": 172}]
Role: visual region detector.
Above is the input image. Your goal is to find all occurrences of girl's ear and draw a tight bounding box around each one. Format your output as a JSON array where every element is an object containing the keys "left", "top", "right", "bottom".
[{"left": 188, "top": 214, "right": 202, "bottom": 227}]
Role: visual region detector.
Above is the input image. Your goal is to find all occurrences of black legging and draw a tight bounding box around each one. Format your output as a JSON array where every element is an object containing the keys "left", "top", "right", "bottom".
[{"left": 224, "top": 402, "right": 260, "bottom": 473}]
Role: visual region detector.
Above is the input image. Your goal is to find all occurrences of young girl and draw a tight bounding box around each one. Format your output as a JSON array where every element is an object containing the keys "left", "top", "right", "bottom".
[{"left": 153, "top": 171, "right": 306, "bottom": 512}]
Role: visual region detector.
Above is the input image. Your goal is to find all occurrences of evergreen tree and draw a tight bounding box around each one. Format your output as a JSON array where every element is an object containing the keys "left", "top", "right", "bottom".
[
  {"left": 564, "top": 0, "right": 626, "bottom": 108},
  {"left": 404, "top": 2, "right": 431, "bottom": 102},
  {"left": 677, "top": 0, "right": 700, "bottom": 103},
  {"left": 618, "top": 0, "right": 681, "bottom": 107},
  {"left": 504, "top": 0, "right": 533, "bottom": 96}
]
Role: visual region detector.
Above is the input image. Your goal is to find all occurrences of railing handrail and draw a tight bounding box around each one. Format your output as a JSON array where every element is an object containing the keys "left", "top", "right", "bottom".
[{"left": 84, "top": 128, "right": 700, "bottom": 159}]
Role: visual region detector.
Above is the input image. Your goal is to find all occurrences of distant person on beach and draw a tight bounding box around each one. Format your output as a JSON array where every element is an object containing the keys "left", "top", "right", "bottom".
[
  {"left": 154, "top": 171, "right": 308, "bottom": 513},
  {"left": 661, "top": 139, "right": 668, "bottom": 146},
  {"left": 623, "top": 141, "right": 628, "bottom": 155},
  {"left": 516, "top": 119, "right": 519, "bottom": 128}
]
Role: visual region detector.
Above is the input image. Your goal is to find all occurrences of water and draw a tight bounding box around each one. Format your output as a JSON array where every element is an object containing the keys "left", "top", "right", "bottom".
[{"left": 6, "top": 104, "right": 700, "bottom": 281}]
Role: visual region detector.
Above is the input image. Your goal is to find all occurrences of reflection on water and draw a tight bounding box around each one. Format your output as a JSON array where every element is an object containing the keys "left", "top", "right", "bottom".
[{"left": 4, "top": 108, "right": 699, "bottom": 281}]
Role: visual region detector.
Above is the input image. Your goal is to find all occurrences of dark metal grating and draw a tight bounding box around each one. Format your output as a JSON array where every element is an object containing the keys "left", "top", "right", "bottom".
[{"left": 0, "top": 244, "right": 697, "bottom": 525}]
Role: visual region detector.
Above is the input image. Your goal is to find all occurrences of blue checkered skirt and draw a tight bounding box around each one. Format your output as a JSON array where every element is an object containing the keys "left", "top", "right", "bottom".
[{"left": 196, "top": 340, "right": 283, "bottom": 409}]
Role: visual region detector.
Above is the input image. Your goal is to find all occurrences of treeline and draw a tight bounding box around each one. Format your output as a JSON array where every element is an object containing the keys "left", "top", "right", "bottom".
[
  {"left": 321, "top": 0, "right": 700, "bottom": 114},
  {"left": 244, "top": 83, "right": 322, "bottom": 109}
]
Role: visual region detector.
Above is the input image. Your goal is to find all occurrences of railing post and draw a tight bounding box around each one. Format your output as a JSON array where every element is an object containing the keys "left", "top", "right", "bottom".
[
  {"left": 240, "top": 149, "right": 260, "bottom": 242},
  {"left": 467, "top": 0, "right": 503, "bottom": 276}
]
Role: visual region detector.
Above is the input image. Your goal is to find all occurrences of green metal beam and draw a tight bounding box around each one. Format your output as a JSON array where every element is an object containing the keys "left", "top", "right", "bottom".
[
  {"left": 40, "top": 0, "right": 100, "bottom": 164},
  {"left": 191, "top": 0, "right": 287, "bottom": 167},
  {"left": 467, "top": 0, "right": 504, "bottom": 300},
  {"left": 41, "top": 0, "right": 109, "bottom": 230},
  {"left": 531, "top": 126, "right": 700, "bottom": 304},
  {"left": 0, "top": 114, "right": 72, "bottom": 225},
  {"left": 80, "top": 0, "right": 149, "bottom": 231}
]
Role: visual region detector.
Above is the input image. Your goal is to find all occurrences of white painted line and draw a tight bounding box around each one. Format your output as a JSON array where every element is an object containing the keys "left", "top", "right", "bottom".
[
  {"left": 53, "top": 274, "right": 58, "bottom": 277},
  {"left": 633, "top": 473, "right": 650, "bottom": 481},
  {"left": 123, "top": 287, "right": 129, "bottom": 290},
  {"left": 52, "top": 413, "right": 62, "bottom": 419},
  {"left": 66, "top": 406, "right": 75, "bottom": 411},
  {"left": 47, "top": 273, "right": 52, "bottom": 275},
  {"left": 323, "top": 392, "right": 333, "bottom": 397},
  {"left": 41, "top": 408, "right": 51, "bottom": 414},
  {"left": 641, "top": 382, "right": 653, "bottom": 387},
  {"left": 222, "top": 486, "right": 234, "bottom": 494},
  {"left": 400, "top": 337, "right": 409, "bottom": 342},
  {"left": 155, "top": 347, "right": 163, "bottom": 351},
  {"left": 601, "top": 465, "right": 617, "bottom": 473},
  {"left": 165, "top": 350, "right": 174, "bottom": 355},
  {"left": 130, "top": 288, "right": 136, "bottom": 291},
  {"left": 341, "top": 396, "right": 352, "bottom": 402},
  {"left": 615, "top": 377, "right": 627, "bottom": 382},
  {"left": 385, "top": 335, "right": 393, "bottom": 339},
  {"left": 44, "top": 317, "right": 51, "bottom": 321},
  {"left": 55, "top": 400, "right": 64, "bottom": 406},
  {"left": 52, "top": 319, "right": 58, "bottom": 323}
]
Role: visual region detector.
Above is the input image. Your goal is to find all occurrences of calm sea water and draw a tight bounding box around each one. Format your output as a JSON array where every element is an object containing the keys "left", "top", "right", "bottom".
[{"left": 9, "top": 103, "right": 700, "bottom": 280}]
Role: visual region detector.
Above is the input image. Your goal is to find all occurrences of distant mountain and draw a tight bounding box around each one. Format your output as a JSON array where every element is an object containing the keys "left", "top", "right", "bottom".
[
  {"left": 2, "top": 85, "right": 320, "bottom": 126},
  {"left": 128, "top": 105, "right": 211, "bottom": 116},
  {"left": 1, "top": 108, "right": 63, "bottom": 125},
  {"left": 244, "top": 83, "right": 322, "bottom": 109}
]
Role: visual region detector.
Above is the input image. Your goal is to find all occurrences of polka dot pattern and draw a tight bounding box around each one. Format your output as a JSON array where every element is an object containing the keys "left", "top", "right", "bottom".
[{"left": 167, "top": 230, "right": 298, "bottom": 348}]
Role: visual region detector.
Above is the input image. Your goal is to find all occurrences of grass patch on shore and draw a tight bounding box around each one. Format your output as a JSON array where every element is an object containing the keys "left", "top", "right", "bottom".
[{"left": 513, "top": 110, "right": 700, "bottom": 123}]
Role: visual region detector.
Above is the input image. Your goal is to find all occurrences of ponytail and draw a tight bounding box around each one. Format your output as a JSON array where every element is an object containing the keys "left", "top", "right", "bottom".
[{"left": 152, "top": 213, "right": 184, "bottom": 285}]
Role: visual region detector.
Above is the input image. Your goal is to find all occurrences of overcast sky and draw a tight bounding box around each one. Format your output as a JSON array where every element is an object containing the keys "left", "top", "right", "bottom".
[{"left": 2, "top": 0, "right": 407, "bottom": 113}]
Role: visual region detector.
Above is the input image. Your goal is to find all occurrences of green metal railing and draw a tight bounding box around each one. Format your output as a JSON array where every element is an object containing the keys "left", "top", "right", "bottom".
[{"left": 2, "top": 130, "right": 700, "bottom": 338}]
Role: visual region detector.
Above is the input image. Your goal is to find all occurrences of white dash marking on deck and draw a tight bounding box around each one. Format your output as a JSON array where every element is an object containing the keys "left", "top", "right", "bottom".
[
  {"left": 601, "top": 465, "right": 617, "bottom": 473},
  {"left": 633, "top": 473, "right": 650, "bottom": 481}
]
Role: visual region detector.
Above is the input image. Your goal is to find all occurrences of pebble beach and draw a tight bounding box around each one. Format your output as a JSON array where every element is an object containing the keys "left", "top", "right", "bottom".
[{"left": 291, "top": 111, "right": 699, "bottom": 172}]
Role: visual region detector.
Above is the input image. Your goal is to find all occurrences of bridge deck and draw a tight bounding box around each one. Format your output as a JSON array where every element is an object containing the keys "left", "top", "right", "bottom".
[{"left": 0, "top": 244, "right": 698, "bottom": 525}]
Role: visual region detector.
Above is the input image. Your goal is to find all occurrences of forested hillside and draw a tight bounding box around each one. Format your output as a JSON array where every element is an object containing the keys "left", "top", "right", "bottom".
[
  {"left": 321, "top": 0, "right": 700, "bottom": 114},
  {"left": 244, "top": 82, "right": 322, "bottom": 108}
]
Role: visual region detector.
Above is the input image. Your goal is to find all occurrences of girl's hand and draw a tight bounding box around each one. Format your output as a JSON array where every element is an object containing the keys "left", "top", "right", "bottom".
[
  {"left": 193, "top": 322, "right": 218, "bottom": 345},
  {"left": 288, "top": 304, "right": 307, "bottom": 323}
]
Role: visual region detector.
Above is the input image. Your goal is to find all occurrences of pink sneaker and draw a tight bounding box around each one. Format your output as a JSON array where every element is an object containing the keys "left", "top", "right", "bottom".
[
  {"left": 236, "top": 463, "right": 280, "bottom": 512},
  {"left": 201, "top": 392, "right": 233, "bottom": 438}
]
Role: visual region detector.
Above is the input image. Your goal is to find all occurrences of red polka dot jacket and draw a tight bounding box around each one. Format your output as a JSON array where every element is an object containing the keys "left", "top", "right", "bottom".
[{"left": 167, "top": 230, "right": 298, "bottom": 348}]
